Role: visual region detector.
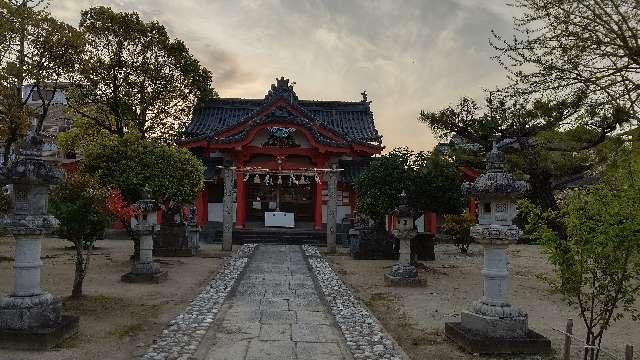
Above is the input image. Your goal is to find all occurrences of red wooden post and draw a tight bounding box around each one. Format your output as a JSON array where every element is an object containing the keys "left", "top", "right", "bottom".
[
  {"left": 156, "top": 207, "right": 164, "bottom": 225},
  {"left": 235, "top": 172, "right": 246, "bottom": 229},
  {"left": 468, "top": 196, "right": 477, "bottom": 221},
  {"left": 196, "top": 187, "right": 207, "bottom": 226},
  {"left": 426, "top": 212, "right": 438, "bottom": 234}
]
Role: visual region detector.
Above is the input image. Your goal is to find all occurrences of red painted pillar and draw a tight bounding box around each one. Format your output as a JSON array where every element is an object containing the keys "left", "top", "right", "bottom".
[
  {"left": 156, "top": 208, "right": 164, "bottom": 225},
  {"left": 235, "top": 173, "right": 247, "bottom": 229},
  {"left": 314, "top": 181, "right": 323, "bottom": 230},
  {"left": 468, "top": 196, "right": 477, "bottom": 221},
  {"left": 426, "top": 212, "right": 438, "bottom": 234},
  {"left": 196, "top": 185, "right": 208, "bottom": 226}
]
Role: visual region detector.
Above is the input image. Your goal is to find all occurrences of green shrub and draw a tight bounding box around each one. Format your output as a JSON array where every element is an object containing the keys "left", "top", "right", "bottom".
[{"left": 441, "top": 214, "right": 473, "bottom": 254}]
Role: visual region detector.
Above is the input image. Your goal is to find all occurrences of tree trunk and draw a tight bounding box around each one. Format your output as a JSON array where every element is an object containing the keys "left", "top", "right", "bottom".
[
  {"left": 71, "top": 241, "right": 89, "bottom": 299},
  {"left": 3, "top": 137, "right": 14, "bottom": 164}
]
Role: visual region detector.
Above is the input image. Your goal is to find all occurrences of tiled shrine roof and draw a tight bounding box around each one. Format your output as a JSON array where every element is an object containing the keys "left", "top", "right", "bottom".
[{"left": 182, "top": 78, "right": 382, "bottom": 148}]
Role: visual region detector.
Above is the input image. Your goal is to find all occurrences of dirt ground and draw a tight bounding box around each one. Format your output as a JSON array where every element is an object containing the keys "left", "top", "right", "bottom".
[
  {"left": 0, "top": 237, "right": 237, "bottom": 360},
  {"left": 326, "top": 244, "right": 639, "bottom": 360}
]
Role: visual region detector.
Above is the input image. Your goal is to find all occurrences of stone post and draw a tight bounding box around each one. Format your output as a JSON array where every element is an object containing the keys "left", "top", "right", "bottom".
[
  {"left": 397, "top": 231, "right": 412, "bottom": 266},
  {"left": 187, "top": 221, "right": 200, "bottom": 252},
  {"left": 326, "top": 170, "right": 338, "bottom": 253},
  {"left": 12, "top": 236, "right": 43, "bottom": 297},
  {"left": 222, "top": 167, "right": 235, "bottom": 251},
  {"left": 0, "top": 156, "right": 78, "bottom": 350},
  {"left": 122, "top": 192, "right": 167, "bottom": 283},
  {"left": 445, "top": 143, "right": 551, "bottom": 354}
]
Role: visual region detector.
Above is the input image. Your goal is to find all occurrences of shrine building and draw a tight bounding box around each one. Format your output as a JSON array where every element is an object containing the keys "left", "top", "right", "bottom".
[{"left": 179, "top": 77, "right": 383, "bottom": 235}]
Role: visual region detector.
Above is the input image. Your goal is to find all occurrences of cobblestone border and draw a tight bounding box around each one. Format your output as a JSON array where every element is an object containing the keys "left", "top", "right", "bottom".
[
  {"left": 140, "top": 244, "right": 257, "bottom": 360},
  {"left": 302, "top": 245, "right": 406, "bottom": 360}
]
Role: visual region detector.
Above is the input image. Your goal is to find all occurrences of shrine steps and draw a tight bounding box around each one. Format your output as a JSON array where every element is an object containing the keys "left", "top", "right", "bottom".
[
  {"left": 234, "top": 229, "right": 325, "bottom": 245},
  {"left": 200, "top": 223, "right": 325, "bottom": 245}
]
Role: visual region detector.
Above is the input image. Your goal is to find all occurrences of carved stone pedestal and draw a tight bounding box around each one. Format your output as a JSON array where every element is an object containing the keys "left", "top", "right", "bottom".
[
  {"left": 0, "top": 236, "right": 79, "bottom": 350},
  {"left": 384, "top": 264, "right": 422, "bottom": 287},
  {"left": 122, "top": 226, "right": 167, "bottom": 283}
]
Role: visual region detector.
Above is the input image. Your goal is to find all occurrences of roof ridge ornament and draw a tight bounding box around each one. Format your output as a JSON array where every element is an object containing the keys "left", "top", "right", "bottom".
[
  {"left": 486, "top": 140, "right": 505, "bottom": 172},
  {"left": 264, "top": 76, "right": 298, "bottom": 104}
]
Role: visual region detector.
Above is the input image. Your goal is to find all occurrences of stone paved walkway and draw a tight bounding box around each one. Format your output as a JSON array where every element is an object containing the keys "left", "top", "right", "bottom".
[{"left": 198, "top": 245, "right": 351, "bottom": 360}]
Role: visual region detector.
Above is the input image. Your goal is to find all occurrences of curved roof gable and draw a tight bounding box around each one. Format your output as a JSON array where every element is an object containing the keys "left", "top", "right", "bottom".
[{"left": 182, "top": 77, "right": 382, "bottom": 148}]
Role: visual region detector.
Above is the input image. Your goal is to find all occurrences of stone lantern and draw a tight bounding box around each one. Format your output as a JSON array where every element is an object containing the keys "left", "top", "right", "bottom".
[
  {"left": 384, "top": 191, "right": 421, "bottom": 286},
  {"left": 0, "top": 154, "right": 79, "bottom": 349},
  {"left": 186, "top": 206, "right": 200, "bottom": 252},
  {"left": 445, "top": 143, "right": 550, "bottom": 354},
  {"left": 121, "top": 187, "right": 168, "bottom": 283}
]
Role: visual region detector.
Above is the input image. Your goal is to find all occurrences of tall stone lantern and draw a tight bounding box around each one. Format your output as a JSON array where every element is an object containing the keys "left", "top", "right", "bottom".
[
  {"left": 384, "top": 191, "right": 421, "bottom": 286},
  {"left": 0, "top": 154, "right": 79, "bottom": 349},
  {"left": 186, "top": 206, "right": 200, "bottom": 252},
  {"left": 121, "top": 188, "right": 168, "bottom": 283},
  {"left": 445, "top": 144, "right": 550, "bottom": 354}
]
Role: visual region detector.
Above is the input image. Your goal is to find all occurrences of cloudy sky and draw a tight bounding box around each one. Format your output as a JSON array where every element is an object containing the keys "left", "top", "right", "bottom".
[{"left": 50, "top": 0, "right": 518, "bottom": 152}]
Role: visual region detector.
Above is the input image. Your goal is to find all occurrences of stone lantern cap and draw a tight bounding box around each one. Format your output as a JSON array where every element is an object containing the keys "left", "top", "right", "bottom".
[
  {"left": 462, "top": 144, "right": 528, "bottom": 197},
  {"left": 0, "top": 157, "right": 64, "bottom": 235},
  {"left": 392, "top": 190, "right": 414, "bottom": 218},
  {"left": 0, "top": 158, "right": 64, "bottom": 186}
]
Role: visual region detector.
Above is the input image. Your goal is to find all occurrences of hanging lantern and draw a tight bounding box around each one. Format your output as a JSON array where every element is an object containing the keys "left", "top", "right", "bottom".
[
  {"left": 243, "top": 173, "right": 250, "bottom": 182},
  {"left": 264, "top": 174, "right": 271, "bottom": 185},
  {"left": 288, "top": 175, "right": 294, "bottom": 186},
  {"left": 293, "top": 175, "right": 299, "bottom": 185},
  {"left": 278, "top": 175, "right": 283, "bottom": 185},
  {"left": 299, "top": 176, "right": 307, "bottom": 185},
  {"left": 253, "top": 174, "right": 261, "bottom": 184},
  {"left": 315, "top": 174, "right": 321, "bottom": 183}
]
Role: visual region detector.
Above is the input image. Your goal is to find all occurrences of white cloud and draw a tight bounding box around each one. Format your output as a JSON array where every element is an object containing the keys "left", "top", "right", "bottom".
[{"left": 49, "top": 0, "right": 514, "bottom": 151}]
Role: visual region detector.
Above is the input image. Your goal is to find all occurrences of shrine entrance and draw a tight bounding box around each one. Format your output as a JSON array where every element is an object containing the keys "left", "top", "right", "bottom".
[{"left": 246, "top": 174, "right": 315, "bottom": 223}]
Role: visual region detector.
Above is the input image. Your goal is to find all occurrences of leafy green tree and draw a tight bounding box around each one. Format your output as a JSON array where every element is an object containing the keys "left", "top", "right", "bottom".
[
  {"left": 536, "top": 151, "right": 640, "bottom": 360},
  {"left": 65, "top": 6, "right": 215, "bottom": 144},
  {"left": 419, "top": 95, "right": 625, "bottom": 211},
  {"left": 49, "top": 173, "right": 112, "bottom": 299},
  {"left": 81, "top": 133, "right": 204, "bottom": 220},
  {"left": 355, "top": 148, "right": 412, "bottom": 228},
  {"left": 410, "top": 151, "right": 464, "bottom": 214},
  {"left": 0, "top": 0, "right": 83, "bottom": 162},
  {"left": 355, "top": 148, "right": 464, "bottom": 229}
]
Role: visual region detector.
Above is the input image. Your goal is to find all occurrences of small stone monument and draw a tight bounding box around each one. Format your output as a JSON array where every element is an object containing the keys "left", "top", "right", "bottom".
[
  {"left": 0, "top": 145, "right": 79, "bottom": 349},
  {"left": 121, "top": 187, "right": 168, "bottom": 283},
  {"left": 384, "top": 191, "right": 421, "bottom": 287},
  {"left": 445, "top": 143, "right": 551, "bottom": 354}
]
